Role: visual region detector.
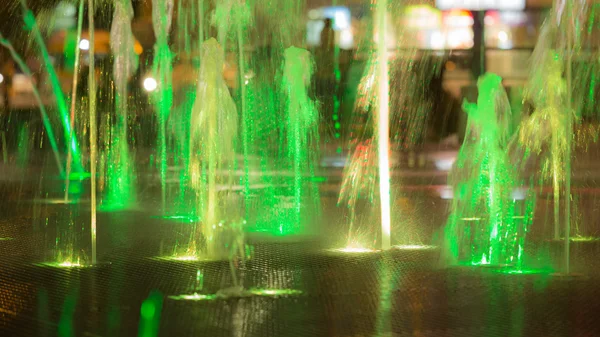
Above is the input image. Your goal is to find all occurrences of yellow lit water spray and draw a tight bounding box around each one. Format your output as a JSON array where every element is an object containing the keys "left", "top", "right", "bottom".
[{"left": 376, "top": 0, "right": 391, "bottom": 250}]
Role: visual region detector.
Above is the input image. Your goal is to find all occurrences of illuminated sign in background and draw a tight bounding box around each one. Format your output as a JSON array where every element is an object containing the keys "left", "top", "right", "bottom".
[{"left": 436, "top": 0, "right": 526, "bottom": 11}]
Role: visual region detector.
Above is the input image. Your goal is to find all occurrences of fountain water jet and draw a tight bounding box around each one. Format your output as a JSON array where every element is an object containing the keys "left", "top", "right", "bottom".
[
  {"left": 64, "top": 0, "right": 84, "bottom": 201},
  {"left": 376, "top": 0, "right": 391, "bottom": 250},
  {"left": 187, "top": 38, "right": 239, "bottom": 259},
  {"left": 102, "top": 0, "right": 139, "bottom": 211},
  {"left": 88, "top": 0, "right": 97, "bottom": 265},
  {"left": 0, "top": 34, "right": 63, "bottom": 176},
  {"left": 282, "top": 46, "right": 320, "bottom": 235},
  {"left": 443, "top": 73, "right": 528, "bottom": 267},
  {"left": 21, "top": 0, "right": 84, "bottom": 175},
  {"left": 151, "top": 0, "right": 174, "bottom": 214}
]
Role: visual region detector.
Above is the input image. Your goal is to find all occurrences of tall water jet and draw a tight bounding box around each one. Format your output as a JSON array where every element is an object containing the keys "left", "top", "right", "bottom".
[
  {"left": 281, "top": 46, "right": 320, "bottom": 235},
  {"left": 233, "top": 0, "right": 253, "bottom": 206},
  {"left": 443, "top": 73, "right": 528, "bottom": 267},
  {"left": 519, "top": 0, "right": 587, "bottom": 273},
  {"left": 0, "top": 34, "right": 63, "bottom": 176},
  {"left": 213, "top": 0, "right": 254, "bottom": 216},
  {"left": 20, "top": 0, "right": 84, "bottom": 175},
  {"left": 338, "top": 140, "right": 377, "bottom": 246},
  {"left": 238, "top": 0, "right": 308, "bottom": 235},
  {"left": 520, "top": 52, "right": 569, "bottom": 240},
  {"left": 102, "top": 0, "right": 139, "bottom": 211},
  {"left": 151, "top": 0, "right": 174, "bottom": 213},
  {"left": 64, "top": 0, "right": 84, "bottom": 201},
  {"left": 88, "top": 0, "right": 97, "bottom": 264},
  {"left": 376, "top": 0, "right": 391, "bottom": 250},
  {"left": 188, "top": 38, "right": 239, "bottom": 259}
]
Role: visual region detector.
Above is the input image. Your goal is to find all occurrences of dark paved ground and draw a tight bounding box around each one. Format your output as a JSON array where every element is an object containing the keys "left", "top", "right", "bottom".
[
  {"left": 1, "top": 152, "right": 600, "bottom": 337},
  {"left": 0, "top": 191, "right": 599, "bottom": 337}
]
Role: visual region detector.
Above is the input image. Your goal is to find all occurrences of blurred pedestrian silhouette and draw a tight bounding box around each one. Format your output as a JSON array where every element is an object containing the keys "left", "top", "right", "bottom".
[{"left": 315, "top": 18, "right": 336, "bottom": 136}]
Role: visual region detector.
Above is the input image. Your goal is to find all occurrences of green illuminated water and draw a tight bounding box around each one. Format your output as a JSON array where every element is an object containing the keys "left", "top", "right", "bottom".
[
  {"left": 0, "top": 33, "right": 63, "bottom": 176},
  {"left": 102, "top": 0, "right": 138, "bottom": 211},
  {"left": 151, "top": 0, "right": 174, "bottom": 213},
  {"left": 88, "top": 0, "right": 98, "bottom": 265},
  {"left": 282, "top": 46, "right": 321, "bottom": 235},
  {"left": 22, "top": 3, "right": 83, "bottom": 174},
  {"left": 517, "top": 1, "right": 593, "bottom": 273},
  {"left": 64, "top": 0, "right": 84, "bottom": 202},
  {"left": 443, "top": 73, "right": 531, "bottom": 267},
  {"left": 187, "top": 38, "right": 240, "bottom": 259}
]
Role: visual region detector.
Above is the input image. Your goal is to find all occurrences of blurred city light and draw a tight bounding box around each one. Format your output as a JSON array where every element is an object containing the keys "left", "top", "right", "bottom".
[
  {"left": 0, "top": 74, "right": 4, "bottom": 84},
  {"left": 143, "top": 77, "right": 158, "bottom": 92},
  {"left": 498, "top": 31, "right": 509, "bottom": 42},
  {"left": 79, "top": 39, "right": 90, "bottom": 51}
]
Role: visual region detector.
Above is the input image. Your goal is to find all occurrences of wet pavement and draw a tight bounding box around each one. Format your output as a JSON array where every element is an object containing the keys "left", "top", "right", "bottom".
[
  {"left": 1, "top": 148, "right": 600, "bottom": 336},
  {"left": 0, "top": 185, "right": 600, "bottom": 336}
]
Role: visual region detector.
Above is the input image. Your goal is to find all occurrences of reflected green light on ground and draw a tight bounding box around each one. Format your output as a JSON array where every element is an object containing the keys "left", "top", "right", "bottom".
[
  {"left": 246, "top": 223, "right": 298, "bottom": 236},
  {"left": 0, "top": 238, "right": 14, "bottom": 241},
  {"left": 168, "top": 289, "right": 302, "bottom": 301},
  {"left": 99, "top": 203, "right": 130, "bottom": 213},
  {"left": 502, "top": 268, "right": 554, "bottom": 275},
  {"left": 139, "top": 291, "right": 163, "bottom": 337},
  {"left": 488, "top": 267, "right": 554, "bottom": 275},
  {"left": 457, "top": 263, "right": 554, "bottom": 275}
]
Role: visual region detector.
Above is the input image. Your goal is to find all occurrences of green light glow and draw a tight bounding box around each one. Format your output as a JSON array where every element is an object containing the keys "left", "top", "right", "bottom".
[
  {"left": 282, "top": 47, "right": 321, "bottom": 235},
  {"left": 138, "top": 291, "right": 163, "bottom": 337},
  {"left": 0, "top": 33, "right": 63, "bottom": 176},
  {"left": 58, "top": 292, "right": 77, "bottom": 337},
  {"left": 67, "top": 172, "right": 91, "bottom": 180},
  {"left": 23, "top": 7, "right": 83, "bottom": 173},
  {"left": 140, "top": 301, "right": 155, "bottom": 320},
  {"left": 483, "top": 266, "right": 554, "bottom": 275},
  {"left": 168, "top": 289, "right": 302, "bottom": 301},
  {"left": 443, "top": 73, "right": 531, "bottom": 267},
  {"left": 151, "top": 0, "right": 174, "bottom": 214},
  {"left": 187, "top": 38, "right": 239, "bottom": 258}
]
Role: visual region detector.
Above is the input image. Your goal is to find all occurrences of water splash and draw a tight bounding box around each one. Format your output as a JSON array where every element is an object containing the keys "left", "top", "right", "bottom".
[
  {"left": 338, "top": 140, "right": 377, "bottom": 244},
  {"left": 151, "top": 0, "right": 174, "bottom": 213},
  {"left": 64, "top": 0, "right": 84, "bottom": 202},
  {"left": 282, "top": 46, "right": 320, "bottom": 235},
  {"left": 102, "top": 0, "right": 139, "bottom": 211},
  {"left": 443, "top": 73, "right": 530, "bottom": 267},
  {"left": 21, "top": 2, "right": 84, "bottom": 174},
  {"left": 520, "top": 51, "right": 571, "bottom": 240},
  {"left": 0, "top": 33, "right": 63, "bottom": 176},
  {"left": 187, "top": 38, "right": 240, "bottom": 260}
]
